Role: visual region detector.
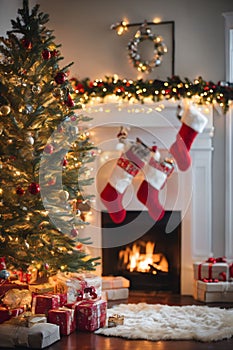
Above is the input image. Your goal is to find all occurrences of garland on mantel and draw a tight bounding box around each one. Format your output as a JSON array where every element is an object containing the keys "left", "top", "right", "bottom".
[{"left": 70, "top": 75, "right": 233, "bottom": 113}]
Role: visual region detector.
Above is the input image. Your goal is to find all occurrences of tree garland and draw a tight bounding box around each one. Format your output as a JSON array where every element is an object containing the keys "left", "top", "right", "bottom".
[{"left": 70, "top": 75, "right": 233, "bottom": 113}]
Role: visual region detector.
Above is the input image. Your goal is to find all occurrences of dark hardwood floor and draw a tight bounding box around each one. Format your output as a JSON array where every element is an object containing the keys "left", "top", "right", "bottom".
[{"left": 3, "top": 291, "right": 233, "bottom": 349}]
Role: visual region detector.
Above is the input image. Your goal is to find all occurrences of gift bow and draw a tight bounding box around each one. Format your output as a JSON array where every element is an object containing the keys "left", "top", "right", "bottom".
[
  {"left": 76, "top": 286, "right": 97, "bottom": 301},
  {"left": 206, "top": 257, "right": 227, "bottom": 264}
]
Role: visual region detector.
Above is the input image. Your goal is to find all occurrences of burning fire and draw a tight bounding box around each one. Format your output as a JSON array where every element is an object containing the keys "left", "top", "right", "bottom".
[{"left": 119, "top": 241, "right": 169, "bottom": 274}]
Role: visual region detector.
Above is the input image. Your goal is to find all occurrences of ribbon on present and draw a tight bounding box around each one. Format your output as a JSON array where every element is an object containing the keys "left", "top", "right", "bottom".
[{"left": 198, "top": 257, "right": 228, "bottom": 281}]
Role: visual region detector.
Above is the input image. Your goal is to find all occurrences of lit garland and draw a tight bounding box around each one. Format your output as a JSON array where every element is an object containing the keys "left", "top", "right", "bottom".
[{"left": 70, "top": 75, "right": 233, "bottom": 113}]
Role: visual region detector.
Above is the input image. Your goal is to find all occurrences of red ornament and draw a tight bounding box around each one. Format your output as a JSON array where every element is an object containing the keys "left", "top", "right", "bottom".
[
  {"left": 70, "top": 228, "right": 79, "bottom": 238},
  {"left": 51, "top": 50, "right": 59, "bottom": 57},
  {"left": 22, "top": 38, "right": 32, "bottom": 50},
  {"left": 0, "top": 257, "right": 6, "bottom": 271},
  {"left": 16, "top": 186, "right": 25, "bottom": 196},
  {"left": 75, "top": 83, "right": 85, "bottom": 93},
  {"left": 44, "top": 144, "right": 54, "bottom": 154},
  {"left": 42, "top": 49, "right": 51, "bottom": 60},
  {"left": 54, "top": 72, "right": 67, "bottom": 84},
  {"left": 28, "top": 182, "right": 40, "bottom": 195},
  {"left": 65, "top": 94, "right": 75, "bottom": 107},
  {"left": 62, "top": 158, "right": 68, "bottom": 166}
]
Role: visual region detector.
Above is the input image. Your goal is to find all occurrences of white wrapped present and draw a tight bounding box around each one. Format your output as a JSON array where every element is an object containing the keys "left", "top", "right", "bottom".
[
  {"left": 193, "top": 258, "right": 230, "bottom": 281},
  {"left": 104, "top": 288, "right": 129, "bottom": 300},
  {"left": 102, "top": 276, "right": 130, "bottom": 290},
  {"left": 193, "top": 280, "right": 233, "bottom": 302}
]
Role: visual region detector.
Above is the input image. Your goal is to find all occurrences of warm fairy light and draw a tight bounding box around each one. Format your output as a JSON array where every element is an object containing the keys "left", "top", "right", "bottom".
[{"left": 153, "top": 17, "right": 162, "bottom": 23}]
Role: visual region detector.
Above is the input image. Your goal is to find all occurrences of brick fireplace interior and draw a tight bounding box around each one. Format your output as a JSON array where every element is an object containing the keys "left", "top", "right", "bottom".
[{"left": 102, "top": 210, "right": 181, "bottom": 293}]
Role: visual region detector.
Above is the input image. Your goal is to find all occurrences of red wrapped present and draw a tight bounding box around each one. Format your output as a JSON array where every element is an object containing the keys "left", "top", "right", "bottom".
[
  {"left": 34, "top": 294, "right": 60, "bottom": 316},
  {"left": 193, "top": 258, "right": 230, "bottom": 281},
  {"left": 0, "top": 306, "right": 24, "bottom": 324},
  {"left": 48, "top": 307, "right": 76, "bottom": 335},
  {"left": 76, "top": 299, "right": 107, "bottom": 331}
]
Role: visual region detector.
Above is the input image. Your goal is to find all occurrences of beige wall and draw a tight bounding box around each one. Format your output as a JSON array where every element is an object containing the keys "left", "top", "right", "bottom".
[{"left": 0, "top": 0, "right": 233, "bottom": 256}]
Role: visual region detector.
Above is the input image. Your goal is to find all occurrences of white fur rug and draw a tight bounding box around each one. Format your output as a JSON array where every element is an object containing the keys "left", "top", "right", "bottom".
[{"left": 95, "top": 303, "right": 233, "bottom": 342}]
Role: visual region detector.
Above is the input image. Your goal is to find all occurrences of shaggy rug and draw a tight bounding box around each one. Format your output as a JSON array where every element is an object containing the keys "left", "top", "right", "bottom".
[{"left": 95, "top": 303, "right": 233, "bottom": 342}]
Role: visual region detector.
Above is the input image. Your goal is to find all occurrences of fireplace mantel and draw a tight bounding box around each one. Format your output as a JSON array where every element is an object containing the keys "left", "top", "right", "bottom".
[{"left": 82, "top": 99, "right": 214, "bottom": 295}]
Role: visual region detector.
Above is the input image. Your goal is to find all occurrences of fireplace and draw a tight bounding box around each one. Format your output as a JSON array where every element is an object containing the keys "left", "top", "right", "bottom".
[
  {"left": 82, "top": 100, "right": 214, "bottom": 295},
  {"left": 102, "top": 210, "right": 181, "bottom": 293}
]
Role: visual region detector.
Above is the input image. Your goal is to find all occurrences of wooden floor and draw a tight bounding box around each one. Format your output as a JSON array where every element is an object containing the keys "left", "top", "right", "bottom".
[{"left": 6, "top": 291, "right": 233, "bottom": 350}]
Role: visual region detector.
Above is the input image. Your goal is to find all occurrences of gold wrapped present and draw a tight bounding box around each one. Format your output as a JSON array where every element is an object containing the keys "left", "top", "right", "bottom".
[{"left": 108, "top": 314, "right": 124, "bottom": 327}]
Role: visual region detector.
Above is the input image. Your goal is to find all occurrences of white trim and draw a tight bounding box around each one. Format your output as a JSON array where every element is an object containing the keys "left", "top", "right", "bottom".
[{"left": 223, "top": 12, "right": 233, "bottom": 259}]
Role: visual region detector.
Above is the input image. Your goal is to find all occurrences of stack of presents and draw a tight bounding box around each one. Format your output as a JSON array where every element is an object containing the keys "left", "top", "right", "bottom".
[
  {"left": 0, "top": 271, "right": 130, "bottom": 348},
  {"left": 193, "top": 257, "right": 233, "bottom": 302}
]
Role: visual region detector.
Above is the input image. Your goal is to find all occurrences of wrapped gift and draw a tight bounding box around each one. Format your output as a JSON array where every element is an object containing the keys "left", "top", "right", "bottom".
[
  {"left": 104, "top": 288, "right": 129, "bottom": 300},
  {"left": 102, "top": 276, "right": 130, "bottom": 290},
  {"left": 76, "top": 299, "right": 107, "bottom": 331},
  {"left": 0, "top": 322, "right": 60, "bottom": 348},
  {"left": 34, "top": 294, "right": 60, "bottom": 316},
  {"left": 48, "top": 307, "right": 76, "bottom": 335},
  {"left": 4, "top": 313, "right": 47, "bottom": 328},
  {"left": 0, "top": 306, "right": 24, "bottom": 324},
  {"left": 193, "top": 258, "right": 230, "bottom": 281},
  {"left": 193, "top": 280, "right": 233, "bottom": 302}
]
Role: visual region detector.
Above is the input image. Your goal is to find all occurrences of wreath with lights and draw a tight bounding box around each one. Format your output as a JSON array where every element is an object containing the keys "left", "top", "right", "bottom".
[{"left": 128, "top": 24, "right": 167, "bottom": 73}]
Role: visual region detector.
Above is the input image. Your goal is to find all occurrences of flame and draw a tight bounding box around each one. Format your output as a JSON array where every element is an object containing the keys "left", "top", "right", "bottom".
[{"left": 119, "top": 241, "right": 169, "bottom": 273}]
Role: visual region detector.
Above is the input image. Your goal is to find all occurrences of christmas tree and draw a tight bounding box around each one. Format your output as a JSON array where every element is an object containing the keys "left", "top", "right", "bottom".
[{"left": 0, "top": 0, "right": 100, "bottom": 281}]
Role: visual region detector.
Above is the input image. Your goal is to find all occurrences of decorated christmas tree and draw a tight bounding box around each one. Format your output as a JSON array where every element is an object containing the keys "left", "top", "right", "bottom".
[{"left": 0, "top": 0, "right": 100, "bottom": 282}]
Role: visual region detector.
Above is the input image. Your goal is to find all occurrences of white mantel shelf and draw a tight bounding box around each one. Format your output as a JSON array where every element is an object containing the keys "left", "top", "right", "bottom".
[{"left": 82, "top": 100, "right": 214, "bottom": 295}]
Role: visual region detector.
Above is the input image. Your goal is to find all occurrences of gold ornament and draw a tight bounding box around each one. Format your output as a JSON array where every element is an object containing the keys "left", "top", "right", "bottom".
[
  {"left": 53, "top": 87, "right": 63, "bottom": 98},
  {"left": 0, "top": 105, "right": 11, "bottom": 116}
]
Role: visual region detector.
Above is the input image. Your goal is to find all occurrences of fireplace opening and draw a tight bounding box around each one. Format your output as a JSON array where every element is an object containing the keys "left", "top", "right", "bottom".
[{"left": 102, "top": 211, "right": 181, "bottom": 293}]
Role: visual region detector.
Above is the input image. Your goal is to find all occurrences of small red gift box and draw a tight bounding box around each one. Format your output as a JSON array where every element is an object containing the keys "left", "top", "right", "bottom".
[
  {"left": 34, "top": 294, "right": 60, "bottom": 316},
  {"left": 48, "top": 308, "right": 76, "bottom": 335},
  {"left": 0, "top": 306, "right": 24, "bottom": 324},
  {"left": 76, "top": 299, "right": 107, "bottom": 332}
]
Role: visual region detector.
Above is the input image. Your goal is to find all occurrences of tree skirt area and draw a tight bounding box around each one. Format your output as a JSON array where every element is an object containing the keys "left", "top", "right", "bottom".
[{"left": 95, "top": 303, "right": 233, "bottom": 342}]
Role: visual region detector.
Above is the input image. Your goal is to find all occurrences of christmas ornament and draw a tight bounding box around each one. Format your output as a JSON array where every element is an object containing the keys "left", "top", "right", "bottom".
[
  {"left": 53, "top": 87, "right": 63, "bottom": 98},
  {"left": 169, "top": 99, "right": 208, "bottom": 171},
  {"left": 28, "top": 182, "right": 40, "bottom": 195},
  {"left": 128, "top": 22, "right": 167, "bottom": 73},
  {"left": 42, "top": 49, "right": 51, "bottom": 60},
  {"left": 25, "top": 132, "right": 34, "bottom": 145},
  {"left": 0, "top": 269, "right": 10, "bottom": 280},
  {"left": 44, "top": 144, "right": 54, "bottom": 154},
  {"left": 16, "top": 186, "right": 25, "bottom": 196},
  {"left": 0, "top": 257, "right": 6, "bottom": 270},
  {"left": 70, "top": 228, "right": 79, "bottom": 238},
  {"left": 55, "top": 71, "right": 67, "bottom": 84},
  {"left": 65, "top": 93, "right": 75, "bottom": 107},
  {"left": 137, "top": 149, "right": 175, "bottom": 221},
  {"left": 31, "top": 84, "right": 41, "bottom": 94},
  {"left": 21, "top": 38, "right": 32, "bottom": 49},
  {"left": 100, "top": 137, "right": 150, "bottom": 223},
  {"left": 58, "top": 189, "right": 69, "bottom": 201},
  {"left": 0, "top": 105, "right": 11, "bottom": 116},
  {"left": 62, "top": 158, "right": 68, "bottom": 166}
]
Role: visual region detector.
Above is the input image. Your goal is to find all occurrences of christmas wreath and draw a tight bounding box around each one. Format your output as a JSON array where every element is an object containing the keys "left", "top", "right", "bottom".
[{"left": 128, "top": 24, "right": 167, "bottom": 73}]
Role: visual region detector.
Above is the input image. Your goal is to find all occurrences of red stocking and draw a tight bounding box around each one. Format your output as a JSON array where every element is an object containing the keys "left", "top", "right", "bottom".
[
  {"left": 170, "top": 101, "right": 208, "bottom": 171},
  {"left": 137, "top": 153, "right": 174, "bottom": 222},
  {"left": 100, "top": 141, "right": 150, "bottom": 224}
]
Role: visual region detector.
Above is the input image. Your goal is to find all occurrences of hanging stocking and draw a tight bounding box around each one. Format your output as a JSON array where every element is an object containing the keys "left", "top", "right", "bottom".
[
  {"left": 100, "top": 139, "right": 150, "bottom": 224},
  {"left": 137, "top": 148, "right": 174, "bottom": 221},
  {"left": 169, "top": 100, "right": 208, "bottom": 171}
]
